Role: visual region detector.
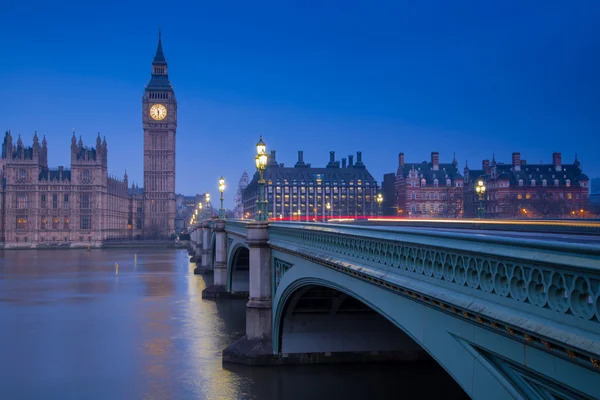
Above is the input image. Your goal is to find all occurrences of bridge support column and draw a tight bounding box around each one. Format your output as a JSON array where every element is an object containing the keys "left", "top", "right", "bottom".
[
  {"left": 202, "top": 220, "right": 229, "bottom": 299},
  {"left": 189, "top": 229, "right": 198, "bottom": 261},
  {"left": 223, "top": 221, "right": 273, "bottom": 364},
  {"left": 192, "top": 227, "right": 205, "bottom": 274},
  {"left": 193, "top": 221, "right": 212, "bottom": 274}
]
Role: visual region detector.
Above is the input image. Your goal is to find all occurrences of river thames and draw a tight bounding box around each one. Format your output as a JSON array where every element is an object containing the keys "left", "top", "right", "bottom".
[{"left": 0, "top": 248, "right": 467, "bottom": 399}]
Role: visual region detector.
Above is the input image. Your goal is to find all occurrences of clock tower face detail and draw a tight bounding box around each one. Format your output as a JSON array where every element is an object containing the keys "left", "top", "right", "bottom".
[{"left": 142, "top": 31, "right": 177, "bottom": 238}]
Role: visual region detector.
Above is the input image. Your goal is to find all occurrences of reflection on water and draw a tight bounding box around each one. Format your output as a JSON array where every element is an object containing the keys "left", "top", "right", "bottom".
[{"left": 0, "top": 249, "right": 467, "bottom": 399}]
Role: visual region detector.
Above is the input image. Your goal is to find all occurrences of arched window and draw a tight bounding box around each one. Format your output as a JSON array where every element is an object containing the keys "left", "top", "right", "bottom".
[
  {"left": 421, "top": 178, "right": 426, "bottom": 187},
  {"left": 554, "top": 179, "right": 559, "bottom": 186},
  {"left": 531, "top": 179, "right": 536, "bottom": 186},
  {"left": 518, "top": 179, "right": 523, "bottom": 187},
  {"left": 433, "top": 179, "right": 438, "bottom": 187},
  {"left": 566, "top": 179, "right": 571, "bottom": 187},
  {"left": 542, "top": 179, "right": 547, "bottom": 187},
  {"left": 446, "top": 179, "right": 451, "bottom": 186}
]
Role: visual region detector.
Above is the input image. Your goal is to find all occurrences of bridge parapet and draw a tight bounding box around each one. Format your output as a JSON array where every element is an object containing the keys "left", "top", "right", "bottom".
[
  {"left": 225, "top": 219, "right": 251, "bottom": 239},
  {"left": 268, "top": 222, "right": 600, "bottom": 356}
]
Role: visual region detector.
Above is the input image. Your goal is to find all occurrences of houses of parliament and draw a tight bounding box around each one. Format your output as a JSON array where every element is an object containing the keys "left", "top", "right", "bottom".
[{"left": 0, "top": 34, "right": 177, "bottom": 248}]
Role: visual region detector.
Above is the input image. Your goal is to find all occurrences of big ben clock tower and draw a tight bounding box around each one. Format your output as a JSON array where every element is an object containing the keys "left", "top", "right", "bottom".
[{"left": 142, "top": 31, "right": 177, "bottom": 238}]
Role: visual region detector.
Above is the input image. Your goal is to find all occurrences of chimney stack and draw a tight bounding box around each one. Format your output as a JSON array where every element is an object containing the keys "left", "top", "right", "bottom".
[
  {"left": 512, "top": 152, "right": 521, "bottom": 171},
  {"left": 348, "top": 155, "right": 354, "bottom": 167},
  {"left": 356, "top": 151, "right": 362, "bottom": 164},
  {"left": 342, "top": 158, "right": 347, "bottom": 168},
  {"left": 399, "top": 152, "right": 404, "bottom": 167},
  {"left": 329, "top": 151, "right": 335, "bottom": 163},
  {"left": 552, "top": 152, "right": 562, "bottom": 171},
  {"left": 268, "top": 150, "right": 278, "bottom": 166},
  {"left": 431, "top": 152, "right": 439, "bottom": 170},
  {"left": 295, "top": 150, "right": 306, "bottom": 167},
  {"left": 482, "top": 159, "right": 490, "bottom": 174}
]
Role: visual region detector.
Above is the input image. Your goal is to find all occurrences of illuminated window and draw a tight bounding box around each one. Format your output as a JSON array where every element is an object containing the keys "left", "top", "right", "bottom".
[
  {"left": 517, "top": 194, "right": 522, "bottom": 200},
  {"left": 567, "top": 193, "right": 572, "bottom": 200},
  {"left": 526, "top": 193, "right": 531, "bottom": 200},
  {"left": 16, "top": 215, "right": 28, "bottom": 230},
  {"left": 64, "top": 217, "right": 69, "bottom": 230}
]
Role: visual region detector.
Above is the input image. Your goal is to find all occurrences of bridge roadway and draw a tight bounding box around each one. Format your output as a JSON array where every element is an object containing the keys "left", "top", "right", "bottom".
[{"left": 187, "top": 218, "right": 600, "bottom": 400}]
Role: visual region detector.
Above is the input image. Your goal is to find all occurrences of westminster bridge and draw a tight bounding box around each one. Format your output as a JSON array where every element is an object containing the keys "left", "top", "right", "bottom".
[{"left": 188, "top": 219, "right": 600, "bottom": 399}]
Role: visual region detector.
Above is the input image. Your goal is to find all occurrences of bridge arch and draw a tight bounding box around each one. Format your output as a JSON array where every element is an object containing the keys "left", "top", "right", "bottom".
[
  {"left": 227, "top": 243, "right": 249, "bottom": 293},
  {"left": 272, "top": 257, "right": 597, "bottom": 399}
]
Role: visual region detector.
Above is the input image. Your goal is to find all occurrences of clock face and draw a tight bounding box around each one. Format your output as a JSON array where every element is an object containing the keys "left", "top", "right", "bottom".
[{"left": 149, "top": 104, "right": 167, "bottom": 120}]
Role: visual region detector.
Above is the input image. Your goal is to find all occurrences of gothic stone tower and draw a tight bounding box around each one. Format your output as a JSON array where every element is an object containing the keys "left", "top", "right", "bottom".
[{"left": 142, "top": 32, "right": 177, "bottom": 238}]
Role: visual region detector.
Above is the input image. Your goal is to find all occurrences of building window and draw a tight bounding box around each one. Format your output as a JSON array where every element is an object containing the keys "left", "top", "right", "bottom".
[
  {"left": 52, "top": 194, "right": 58, "bottom": 209},
  {"left": 433, "top": 179, "right": 438, "bottom": 187},
  {"left": 526, "top": 193, "right": 531, "bottom": 200},
  {"left": 52, "top": 217, "right": 59, "bottom": 229},
  {"left": 64, "top": 217, "right": 69, "bottom": 230},
  {"left": 518, "top": 179, "right": 523, "bottom": 186},
  {"left": 18, "top": 169, "right": 27, "bottom": 182},
  {"left": 567, "top": 193, "right": 572, "bottom": 200},
  {"left": 566, "top": 179, "right": 571, "bottom": 187},
  {"left": 17, "top": 193, "right": 28, "bottom": 209},
  {"left": 542, "top": 179, "right": 547, "bottom": 187},
  {"left": 80, "top": 194, "right": 91, "bottom": 209},
  {"left": 531, "top": 180, "right": 536, "bottom": 186},
  {"left": 80, "top": 216, "right": 92, "bottom": 230},
  {"left": 82, "top": 170, "right": 91, "bottom": 184},
  {"left": 554, "top": 179, "right": 559, "bottom": 187},
  {"left": 421, "top": 179, "right": 426, "bottom": 187},
  {"left": 41, "top": 194, "right": 47, "bottom": 208},
  {"left": 446, "top": 179, "right": 451, "bottom": 187},
  {"left": 64, "top": 194, "right": 69, "bottom": 209},
  {"left": 16, "top": 215, "right": 28, "bottom": 230},
  {"left": 517, "top": 194, "right": 523, "bottom": 200},
  {"left": 41, "top": 218, "right": 47, "bottom": 230}
]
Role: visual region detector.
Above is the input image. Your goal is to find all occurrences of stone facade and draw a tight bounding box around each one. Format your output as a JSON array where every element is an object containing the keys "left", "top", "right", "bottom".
[
  {"left": 394, "top": 152, "right": 464, "bottom": 217},
  {"left": 142, "top": 32, "right": 177, "bottom": 238},
  {"left": 0, "top": 131, "right": 144, "bottom": 247},
  {"left": 464, "top": 152, "right": 590, "bottom": 218},
  {"left": 0, "top": 34, "right": 177, "bottom": 247},
  {"left": 243, "top": 150, "right": 378, "bottom": 220}
]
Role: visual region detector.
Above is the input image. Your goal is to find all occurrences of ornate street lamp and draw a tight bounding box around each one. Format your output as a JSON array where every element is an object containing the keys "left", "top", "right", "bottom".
[
  {"left": 475, "top": 179, "right": 486, "bottom": 219},
  {"left": 376, "top": 193, "right": 383, "bottom": 216},
  {"left": 254, "top": 136, "right": 268, "bottom": 221},
  {"left": 218, "top": 176, "right": 226, "bottom": 219},
  {"left": 326, "top": 202, "right": 331, "bottom": 220}
]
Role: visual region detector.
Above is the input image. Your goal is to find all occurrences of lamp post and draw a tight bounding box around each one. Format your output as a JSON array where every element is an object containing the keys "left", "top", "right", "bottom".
[
  {"left": 254, "top": 136, "right": 268, "bottom": 221},
  {"left": 475, "top": 179, "right": 486, "bottom": 219},
  {"left": 376, "top": 193, "right": 383, "bottom": 217},
  {"left": 218, "top": 176, "right": 226, "bottom": 219},
  {"left": 326, "top": 202, "right": 331, "bottom": 220}
]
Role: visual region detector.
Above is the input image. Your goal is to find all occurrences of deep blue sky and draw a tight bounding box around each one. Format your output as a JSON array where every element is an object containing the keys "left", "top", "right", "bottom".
[{"left": 2, "top": 1, "right": 599, "bottom": 207}]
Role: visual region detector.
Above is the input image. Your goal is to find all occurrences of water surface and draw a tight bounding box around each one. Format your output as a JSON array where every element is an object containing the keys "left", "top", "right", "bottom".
[{"left": 0, "top": 249, "right": 467, "bottom": 399}]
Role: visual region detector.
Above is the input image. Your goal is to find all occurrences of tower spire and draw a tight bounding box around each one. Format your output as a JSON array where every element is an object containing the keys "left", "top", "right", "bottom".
[{"left": 152, "top": 28, "right": 167, "bottom": 65}]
